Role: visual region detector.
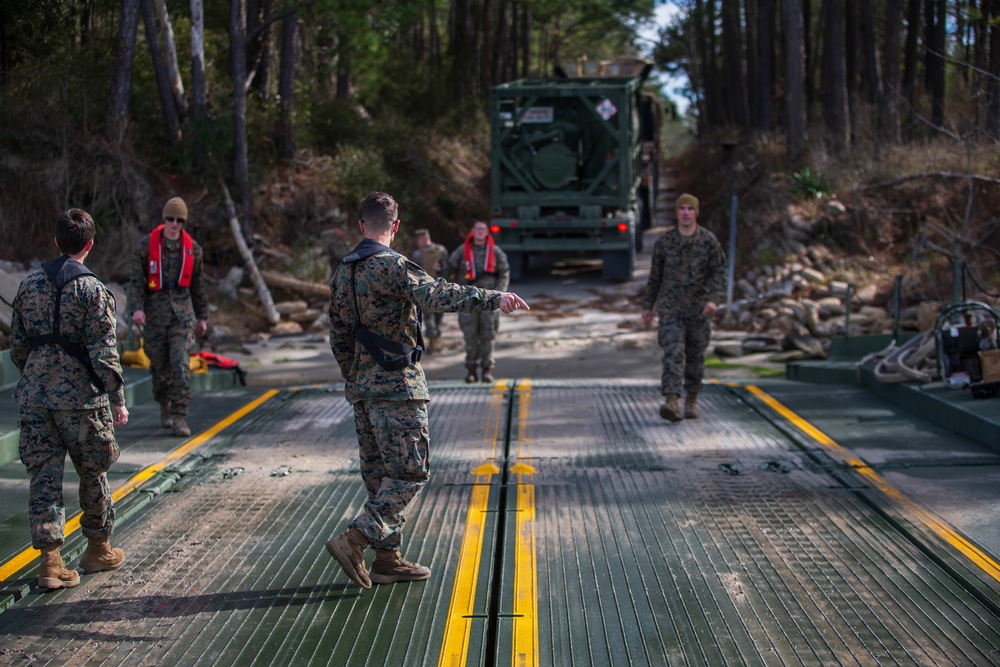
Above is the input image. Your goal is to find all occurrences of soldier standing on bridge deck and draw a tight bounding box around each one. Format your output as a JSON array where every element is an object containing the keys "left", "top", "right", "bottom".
[
  {"left": 642, "top": 193, "right": 727, "bottom": 422},
  {"left": 446, "top": 220, "right": 510, "bottom": 383},
  {"left": 325, "top": 192, "right": 528, "bottom": 588},
  {"left": 10, "top": 209, "right": 129, "bottom": 589},
  {"left": 410, "top": 229, "right": 447, "bottom": 352},
  {"left": 128, "top": 197, "right": 209, "bottom": 438}
]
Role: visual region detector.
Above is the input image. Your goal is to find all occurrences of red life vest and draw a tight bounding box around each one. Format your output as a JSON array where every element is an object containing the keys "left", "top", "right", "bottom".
[{"left": 147, "top": 224, "right": 194, "bottom": 290}]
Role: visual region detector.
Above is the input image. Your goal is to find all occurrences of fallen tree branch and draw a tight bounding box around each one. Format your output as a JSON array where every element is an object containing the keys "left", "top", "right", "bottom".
[
  {"left": 260, "top": 269, "right": 330, "bottom": 300},
  {"left": 220, "top": 181, "right": 281, "bottom": 325},
  {"left": 862, "top": 172, "right": 1000, "bottom": 190}
]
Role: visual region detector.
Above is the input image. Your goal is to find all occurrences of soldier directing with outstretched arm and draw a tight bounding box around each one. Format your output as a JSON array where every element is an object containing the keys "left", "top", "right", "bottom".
[
  {"left": 445, "top": 220, "right": 510, "bottom": 383},
  {"left": 10, "top": 209, "right": 129, "bottom": 589},
  {"left": 642, "top": 193, "right": 727, "bottom": 422},
  {"left": 128, "top": 197, "right": 209, "bottom": 438},
  {"left": 325, "top": 192, "right": 528, "bottom": 588}
]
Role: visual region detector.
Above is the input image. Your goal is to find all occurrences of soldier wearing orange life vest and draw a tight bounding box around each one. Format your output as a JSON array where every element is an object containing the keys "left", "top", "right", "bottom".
[{"left": 128, "top": 197, "right": 208, "bottom": 437}]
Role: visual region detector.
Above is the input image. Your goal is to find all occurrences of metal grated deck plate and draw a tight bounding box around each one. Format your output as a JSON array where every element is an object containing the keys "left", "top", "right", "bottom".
[{"left": 0, "top": 381, "right": 997, "bottom": 666}]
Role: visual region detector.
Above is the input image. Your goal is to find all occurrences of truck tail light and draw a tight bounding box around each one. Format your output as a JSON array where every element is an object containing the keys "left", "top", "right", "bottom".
[
  {"left": 617, "top": 223, "right": 629, "bottom": 232},
  {"left": 490, "top": 225, "right": 501, "bottom": 234}
]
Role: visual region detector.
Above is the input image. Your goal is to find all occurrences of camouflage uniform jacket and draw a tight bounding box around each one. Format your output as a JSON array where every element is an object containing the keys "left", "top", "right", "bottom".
[
  {"left": 412, "top": 242, "right": 448, "bottom": 278},
  {"left": 445, "top": 243, "right": 510, "bottom": 291},
  {"left": 10, "top": 260, "right": 126, "bottom": 409},
  {"left": 330, "top": 238, "right": 503, "bottom": 403},
  {"left": 643, "top": 227, "right": 727, "bottom": 317},
  {"left": 127, "top": 233, "right": 208, "bottom": 326}
]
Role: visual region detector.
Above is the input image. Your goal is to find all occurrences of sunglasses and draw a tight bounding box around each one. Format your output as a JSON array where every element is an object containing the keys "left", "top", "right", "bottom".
[{"left": 165, "top": 217, "right": 186, "bottom": 224}]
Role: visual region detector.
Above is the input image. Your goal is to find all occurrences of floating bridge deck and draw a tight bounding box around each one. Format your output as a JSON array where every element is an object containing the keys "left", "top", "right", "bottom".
[{"left": 0, "top": 379, "right": 999, "bottom": 666}]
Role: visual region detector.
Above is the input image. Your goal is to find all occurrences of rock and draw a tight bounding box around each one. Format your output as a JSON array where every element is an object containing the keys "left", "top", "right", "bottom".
[
  {"left": 783, "top": 335, "right": 829, "bottom": 359},
  {"left": 817, "top": 297, "right": 844, "bottom": 318},
  {"left": 855, "top": 284, "right": 878, "bottom": 305},
  {"left": 714, "top": 343, "right": 744, "bottom": 358},
  {"left": 742, "top": 336, "right": 783, "bottom": 353},
  {"left": 824, "top": 199, "right": 848, "bottom": 219},
  {"left": 220, "top": 266, "right": 245, "bottom": 300},
  {"left": 270, "top": 321, "right": 303, "bottom": 336},
  {"left": 275, "top": 300, "right": 309, "bottom": 316},
  {"left": 288, "top": 308, "right": 321, "bottom": 323},
  {"left": 799, "top": 267, "right": 825, "bottom": 284},
  {"left": 828, "top": 281, "right": 849, "bottom": 298},
  {"left": 917, "top": 301, "right": 940, "bottom": 331}
]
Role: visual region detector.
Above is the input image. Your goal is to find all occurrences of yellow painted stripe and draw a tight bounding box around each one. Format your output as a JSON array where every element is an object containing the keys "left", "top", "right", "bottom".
[
  {"left": 439, "top": 382, "right": 507, "bottom": 667},
  {"left": 512, "top": 378, "right": 537, "bottom": 667},
  {"left": 512, "top": 480, "right": 538, "bottom": 667},
  {"left": 746, "top": 384, "right": 1000, "bottom": 583},
  {"left": 0, "top": 389, "right": 279, "bottom": 584}
]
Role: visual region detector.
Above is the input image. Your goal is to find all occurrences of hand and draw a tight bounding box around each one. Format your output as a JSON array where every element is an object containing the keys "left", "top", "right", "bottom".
[
  {"left": 196, "top": 319, "right": 208, "bottom": 337},
  {"left": 113, "top": 405, "right": 129, "bottom": 426},
  {"left": 499, "top": 292, "right": 529, "bottom": 314},
  {"left": 132, "top": 310, "right": 146, "bottom": 326},
  {"left": 642, "top": 310, "right": 653, "bottom": 328},
  {"left": 702, "top": 302, "right": 718, "bottom": 317}
]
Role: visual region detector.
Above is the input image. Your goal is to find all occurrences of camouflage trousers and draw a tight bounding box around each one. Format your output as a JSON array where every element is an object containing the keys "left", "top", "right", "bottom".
[
  {"left": 350, "top": 399, "right": 430, "bottom": 552},
  {"left": 657, "top": 310, "right": 712, "bottom": 396},
  {"left": 458, "top": 311, "right": 499, "bottom": 372},
  {"left": 145, "top": 320, "right": 195, "bottom": 416},
  {"left": 424, "top": 312, "right": 444, "bottom": 341},
  {"left": 18, "top": 405, "right": 119, "bottom": 549}
]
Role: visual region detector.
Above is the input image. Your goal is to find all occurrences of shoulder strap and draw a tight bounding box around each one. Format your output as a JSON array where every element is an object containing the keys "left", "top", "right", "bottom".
[
  {"left": 349, "top": 260, "right": 424, "bottom": 371},
  {"left": 28, "top": 257, "right": 108, "bottom": 393}
]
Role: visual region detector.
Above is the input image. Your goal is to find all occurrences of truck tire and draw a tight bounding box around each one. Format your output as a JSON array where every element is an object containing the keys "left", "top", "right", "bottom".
[
  {"left": 602, "top": 246, "right": 635, "bottom": 282},
  {"left": 508, "top": 251, "right": 524, "bottom": 282}
]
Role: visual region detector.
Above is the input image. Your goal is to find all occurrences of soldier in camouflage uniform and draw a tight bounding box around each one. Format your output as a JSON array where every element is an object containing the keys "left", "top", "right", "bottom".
[
  {"left": 10, "top": 209, "right": 129, "bottom": 589},
  {"left": 445, "top": 220, "right": 510, "bottom": 383},
  {"left": 410, "top": 229, "right": 447, "bottom": 351},
  {"left": 128, "top": 197, "right": 209, "bottom": 437},
  {"left": 642, "top": 193, "right": 727, "bottom": 422},
  {"left": 325, "top": 192, "right": 528, "bottom": 588}
]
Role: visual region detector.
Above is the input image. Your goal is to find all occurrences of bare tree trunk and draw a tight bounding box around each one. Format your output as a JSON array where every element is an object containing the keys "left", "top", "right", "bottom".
[
  {"left": 336, "top": 32, "right": 350, "bottom": 99},
  {"left": 276, "top": 6, "right": 297, "bottom": 159},
  {"left": 881, "top": 0, "right": 903, "bottom": 143},
  {"left": 140, "top": 0, "right": 181, "bottom": 141},
  {"left": 930, "top": 0, "right": 946, "bottom": 127},
  {"left": 803, "top": 0, "right": 815, "bottom": 115},
  {"left": 221, "top": 182, "right": 280, "bottom": 325},
  {"left": 108, "top": 0, "right": 142, "bottom": 142},
  {"left": 190, "top": 0, "right": 207, "bottom": 121},
  {"left": 822, "top": 0, "right": 850, "bottom": 157},
  {"left": 721, "top": 0, "right": 747, "bottom": 126},
  {"left": 248, "top": 0, "right": 273, "bottom": 96},
  {"left": 988, "top": 0, "right": 1000, "bottom": 138},
  {"left": 902, "top": 0, "right": 920, "bottom": 108},
  {"left": 744, "top": 0, "right": 760, "bottom": 130},
  {"left": 154, "top": 0, "right": 187, "bottom": 121},
  {"left": 859, "top": 0, "right": 881, "bottom": 106},
  {"left": 757, "top": 0, "right": 774, "bottom": 132},
  {"left": 230, "top": 0, "right": 252, "bottom": 220},
  {"left": 783, "top": 0, "right": 806, "bottom": 166}
]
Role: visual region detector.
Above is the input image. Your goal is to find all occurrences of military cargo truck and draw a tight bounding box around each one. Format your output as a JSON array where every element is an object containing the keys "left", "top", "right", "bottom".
[{"left": 489, "top": 65, "right": 659, "bottom": 281}]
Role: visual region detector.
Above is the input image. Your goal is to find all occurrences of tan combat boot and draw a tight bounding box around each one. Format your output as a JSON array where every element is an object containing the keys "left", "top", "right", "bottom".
[
  {"left": 684, "top": 391, "right": 700, "bottom": 419},
  {"left": 172, "top": 416, "right": 191, "bottom": 437},
  {"left": 370, "top": 549, "right": 431, "bottom": 585},
  {"left": 481, "top": 367, "right": 495, "bottom": 383},
  {"left": 659, "top": 393, "right": 683, "bottom": 422},
  {"left": 325, "top": 527, "right": 372, "bottom": 589},
  {"left": 159, "top": 402, "right": 173, "bottom": 428},
  {"left": 79, "top": 538, "right": 125, "bottom": 573},
  {"left": 38, "top": 544, "right": 80, "bottom": 589},
  {"left": 464, "top": 369, "right": 478, "bottom": 383}
]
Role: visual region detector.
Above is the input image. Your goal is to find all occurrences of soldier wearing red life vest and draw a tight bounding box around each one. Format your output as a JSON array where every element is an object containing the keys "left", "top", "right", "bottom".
[{"left": 128, "top": 197, "right": 208, "bottom": 437}]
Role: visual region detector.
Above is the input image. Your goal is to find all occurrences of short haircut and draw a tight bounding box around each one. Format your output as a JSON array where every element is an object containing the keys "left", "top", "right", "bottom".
[
  {"left": 55, "top": 208, "right": 95, "bottom": 255},
  {"left": 360, "top": 192, "right": 398, "bottom": 232}
]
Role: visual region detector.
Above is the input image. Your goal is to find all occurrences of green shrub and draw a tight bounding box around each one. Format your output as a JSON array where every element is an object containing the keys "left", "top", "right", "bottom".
[{"left": 790, "top": 169, "right": 834, "bottom": 199}]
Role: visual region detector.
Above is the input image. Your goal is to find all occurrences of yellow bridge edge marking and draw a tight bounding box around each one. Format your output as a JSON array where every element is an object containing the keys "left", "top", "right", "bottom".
[
  {"left": 745, "top": 383, "right": 1000, "bottom": 583},
  {"left": 511, "top": 378, "right": 536, "bottom": 667},
  {"left": 0, "top": 389, "right": 280, "bottom": 584},
  {"left": 439, "top": 381, "right": 507, "bottom": 666}
]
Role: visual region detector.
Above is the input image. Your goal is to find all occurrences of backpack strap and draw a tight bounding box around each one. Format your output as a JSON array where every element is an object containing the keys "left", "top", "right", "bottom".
[
  {"left": 350, "top": 262, "right": 424, "bottom": 371},
  {"left": 27, "top": 256, "right": 109, "bottom": 393}
]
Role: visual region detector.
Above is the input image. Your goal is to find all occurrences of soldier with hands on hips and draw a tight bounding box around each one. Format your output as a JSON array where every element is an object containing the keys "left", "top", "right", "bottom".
[
  {"left": 411, "top": 228, "right": 448, "bottom": 352},
  {"left": 10, "top": 208, "right": 129, "bottom": 588},
  {"left": 128, "top": 197, "right": 208, "bottom": 437},
  {"left": 642, "top": 193, "right": 727, "bottom": 422},
  {"left": 325, "top": 192, "right": 528, "bottom": 588}
]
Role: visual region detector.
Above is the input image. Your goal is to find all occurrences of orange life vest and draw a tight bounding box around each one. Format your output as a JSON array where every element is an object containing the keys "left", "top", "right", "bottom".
[{"left": 147, "top": 224, "right": 194, "bottom": 290}]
